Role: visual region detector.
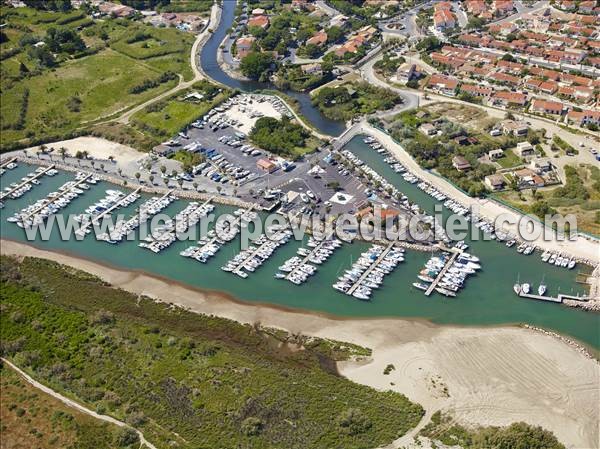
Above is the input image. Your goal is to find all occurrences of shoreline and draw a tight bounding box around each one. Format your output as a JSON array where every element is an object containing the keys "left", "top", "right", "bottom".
[
  {"left": 1, "top": 238, "right": 599, "bottom": 449},
  {"left": 2, "top": 237, "right": 597, "bottom": 357}
]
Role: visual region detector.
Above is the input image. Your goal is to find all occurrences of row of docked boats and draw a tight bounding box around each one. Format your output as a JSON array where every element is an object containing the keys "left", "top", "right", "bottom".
[
  {"left": 2, "top": 167, "right": 58, "bottom": 200},
  {"left": 276, "top": 237, "right": 342, "bottom": 285},
  {"left": 179, "top": 207, "right": 257, "bottom": 262},
  {"left": 333, "top": 244, "right": 405, "bottom": 300},
  {"left": 7, "top": 172, "right": 98, "bottom": 228},
  {"left": 98, "top": 193, "right": 177, "bottom": 243},
  {"left": 513, "top": 281, "right": 547, "bottom": 296},
  {"left": 343, "top": 148, "right": 447, "bottom": 241},
  {"left": 140, "top": 201, "right": 215, "bottom": 253},
  {"left": 221, "top": 226, "right": 293, "bottom": 278},
  {"left": 0, "top": 161, "right": 18, "bottom": 175},
  {"left": 516, "top": 242, "right": 535, "bottom": 255},
  {"left": 413, "top": 251, "right": 480, "bottom": 298},
  {"left": 74, "top": 189, "right": 140, "bottom": 237},
  {"left": 540, "top": 250, "right": 576, "bottom": 269}
]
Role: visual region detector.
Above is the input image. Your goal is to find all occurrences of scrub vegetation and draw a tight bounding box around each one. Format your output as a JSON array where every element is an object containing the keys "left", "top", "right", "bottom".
[{"left": 0, "top": 255, "right": 425, "bottom": 449}]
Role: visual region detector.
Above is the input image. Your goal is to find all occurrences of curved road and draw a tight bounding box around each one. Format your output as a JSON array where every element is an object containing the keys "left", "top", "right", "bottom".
[{"left": 3, "top": 358, "right": 158, "bottom": 449}]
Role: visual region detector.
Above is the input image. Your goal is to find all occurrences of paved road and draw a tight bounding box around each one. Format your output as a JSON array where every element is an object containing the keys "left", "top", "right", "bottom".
[
  {"left": 315, "top": 0, "right": 341, "bottom": 17},
  {"left": 3, "top": 358, "right": 158, "bottom": 449}
]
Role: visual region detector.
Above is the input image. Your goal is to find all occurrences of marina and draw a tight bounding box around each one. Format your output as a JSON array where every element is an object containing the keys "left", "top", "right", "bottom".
[
  {"left": 0, "top": 164, "right": 57, "bottom": 201},
  {"left": 97, "top": 190, "right": 177, "bottom": 243},
  {"left": 75, "top": 187, "right": 142, "bottom": 237},
  {"left": 140, "top": 199, "right": 215, "bottom": 253},
  {"left": 0, "top": 153, "right": 597, "bottom": 349},
  {"left": 333, "top": 242, "right": 404, "bottom": 300},
  {"left": 179, "top": 205, "right": 256, "bottom": 263},
  {"left": 221, "top": 226, "right": 293, "bottom": 278},
  {"left": 278, "top": 235, "right": 343, "bottom": 285},
  {"left": 8, "top": 172, "right": 96, "bottom": 227}
]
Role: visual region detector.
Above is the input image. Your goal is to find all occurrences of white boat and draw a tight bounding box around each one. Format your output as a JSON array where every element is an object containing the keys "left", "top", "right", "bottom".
[
  {"left": 522, "top": 283, "right": 530, "bottom": 294},
  {"left": 538, "top": 284, "right": 547, "bottom": 296}
]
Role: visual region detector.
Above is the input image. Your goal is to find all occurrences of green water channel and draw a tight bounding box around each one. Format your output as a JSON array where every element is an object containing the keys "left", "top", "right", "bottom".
[{"left": 1, "top": 137, "right": 598, "bottom": 350}]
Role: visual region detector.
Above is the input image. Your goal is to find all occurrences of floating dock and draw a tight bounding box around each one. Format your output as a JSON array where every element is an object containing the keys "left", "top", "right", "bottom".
[
  {"left": 0, "top": 164, "right": 55, "bottom": 201},
  {"left": 347, "top": 242, "right": 395, "bottom": 295},
  {"left": 424, "top": 249, "right": 461, "bottom": 296},
  {"left": 285, "top": 233, "right": 335, "bottom": 281},
  {"left": 0, "top": 157, "right": 17, "bottom": 169},
  {"left": 19, "top": 172, "right": 92, "bottom": 223},
  {"left": 77, "top": 187, "right": 142, "bottom": 234},
  {"left": 517, "top": 292, "right": 590, "bottom": 303}
]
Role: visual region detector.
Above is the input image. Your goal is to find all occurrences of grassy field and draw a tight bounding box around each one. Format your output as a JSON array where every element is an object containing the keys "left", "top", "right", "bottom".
[
  {"left": 0, "top": 365, "right": 120, "bottom": 449},
  {"left": 0, "top": 255, "right": 425, "bottom": 449},
  {"left": 0, "top": 7, "right": 195, "bottom": 151},
  {"left": 131, "top": 84, "right": 232, "bottom": 141},
  {"left": 494, "top": 164, "right": 600, "bottom": 236}
]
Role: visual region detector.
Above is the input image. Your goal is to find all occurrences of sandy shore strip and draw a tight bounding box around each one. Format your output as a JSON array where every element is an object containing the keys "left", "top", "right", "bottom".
[{"left": 1, "top": 239, "right": 598, "bottom": 449}]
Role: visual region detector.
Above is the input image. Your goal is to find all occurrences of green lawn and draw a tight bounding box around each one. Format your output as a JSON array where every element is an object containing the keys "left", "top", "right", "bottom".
[
  {"left": 0, "top": 255, "right": 425, "bottom": 449},
  {"left": 495, "top": 148, "right": 524, "bottom": 169}
]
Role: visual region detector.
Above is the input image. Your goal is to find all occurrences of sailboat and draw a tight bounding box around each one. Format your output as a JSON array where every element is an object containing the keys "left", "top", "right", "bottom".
[
  {"left": 513, "top": 273, "right": 521, "bottom": 295},
  {"left": 538, "top": 275, "right": 547, "bottom": 296}
]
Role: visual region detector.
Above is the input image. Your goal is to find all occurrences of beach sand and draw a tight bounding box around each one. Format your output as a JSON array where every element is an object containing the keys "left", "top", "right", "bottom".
[
  {"left": 1, "top": 239, "right": 598, "bottom": 449},
  {"left": 27, "top": 137, "right": 145, "bottom": 165}
]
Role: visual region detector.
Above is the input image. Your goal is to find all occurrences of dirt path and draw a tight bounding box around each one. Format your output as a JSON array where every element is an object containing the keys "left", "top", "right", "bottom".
[{"left": 2, "top": 358, "right": 157, "bottom": 449}]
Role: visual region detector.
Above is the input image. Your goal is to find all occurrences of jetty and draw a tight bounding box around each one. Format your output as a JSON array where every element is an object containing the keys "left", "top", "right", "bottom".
[
  {"left": 347, "top": 242, "right": 395, "bottom": 295},
  {"left": 0, "top": 164, "right": 55, "bottom": 201},
  {"left": 517, "top": 291, "right": 590, "bottom": 304},
  {"left": 285, "top": 233, "right": 335, "bottom": 281},
  {"left": 19, "top": 173, "right": 92, "bottom": 223},
  {"left": 0, "top": 157, "right": 17, "bottom": 169},
  {"left": 424, "top": 249, "right": 461, "bottom": 296},
  {"left": 77, "top": 187, "right": 142, "bottom": 234}
]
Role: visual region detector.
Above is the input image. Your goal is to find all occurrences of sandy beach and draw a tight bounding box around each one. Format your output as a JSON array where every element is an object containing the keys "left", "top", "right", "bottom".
[
  {"left": 1, "top": 239, "right": 598, "bottom": 449},
  {"left": 25, "top": 136, "right": 145, "bottom": 165}
]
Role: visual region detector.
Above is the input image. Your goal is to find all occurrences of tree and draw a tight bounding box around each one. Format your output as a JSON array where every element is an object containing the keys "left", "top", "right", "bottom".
[
  {"left": 59, "top": 147, "right": 67, "bottom": 160},
  {"left": 149, "top": 174, "right": 154, "bottom": 185},
  {"left": 177, "top": 178, "right": 183, "bottom": 189},
  {"left": 193, "top": 181, "right": 198, "bottom": 191},
  {"left": 114, "top": 427, "right": 138, "bottom": 447},
  {"left": 240, "top": 51, "right": 275, "bottom": 80},
  {"left": 135, "top": 172, "right": 141, "bottom": 182},
  {"left": 160, "top": 165, "right": 166, "bottom": 175},
  {"left": 100, "top": 163, "right": 105, "bottom": 172}
]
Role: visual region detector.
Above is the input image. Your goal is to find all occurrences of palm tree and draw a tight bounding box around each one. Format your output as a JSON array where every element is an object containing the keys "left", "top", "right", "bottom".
[
  {"left": 233, "top": 188, "right": 238, "bottom": 197},
  {"left": 149, "top": 174, "right": 154, "bottom": 185},
  {"left": 100, "top": 163, "right": 105, "bottom": 172},
  {"left": 177, "top": 178, "right": 184, "bottom": 189},
  {"left": 135, "top": 172, "right": 141, "bottom": 183},
  {"left": 216, "top": 186, "right": 222, "bottom": 195},
  {"left": 59, "top": 147, "right": 67, "bottom": 160},
  {"left": 90, "top": 160, "right": 95, "bottom": 170},
  {"left": 108, "top": 155, "right": 115, "bottom": 164},
  {"left": 193, "top": 181, "right": 198, "bottom": 191},
  {"left": 117, "top": 168, "right": 123, "bottom": 177},
  {"left": 160, "top": 165, "right": 166, "bottom": 175}
]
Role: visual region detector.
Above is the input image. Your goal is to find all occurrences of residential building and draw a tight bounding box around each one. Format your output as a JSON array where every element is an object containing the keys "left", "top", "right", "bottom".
[
  {"left": 452, "top": 156, "right": 472, "bottom": 171},
  {"left": 248, "top": 15, "right": 269, "bottom": 29},
  {"left": 514, "top": 168, "right": 545, "bottom": 188},
  {"left": 419, "top": 123, "right": 437, "bottom": 136},
  {"left": 530, "top": 99, "right": 565, "bottom": 115},
  {"left": 433, "top": 9, "right": 457, "bottom": 31},
  {"left": 427, "top": 74, "right": 459, "bottom": 96},
  {"left": 396, "top": 63, "right": 416, "bottom": 83},
  {"left": 484, "top": 174, "right": 506, "bottom": 191},
  {"left": 566, "top": 109, "right": 600, "bottom": 126},
  {"left": 488, "top": 149, "right": 504, "bottom": 160},
  {"left": 500, "top": 119, "right": 529, "bottom": 136},
  {"left": 236, "top": 36, "right": 256, "bottom": 59},
  {"left": 530, "top": 158, "right": 552, "bottom": 173},
  {"left": 515, "top": 141, "right": 534, "bottom": 157},
  {"left": 301, "top": 63, "right": 322, "bottom": 75},
  {"left": 491, "top": 91, "right": 528, "bottom": 107},
  {"left": 306, "top": 31, "right": 327, "bottom": 46}
]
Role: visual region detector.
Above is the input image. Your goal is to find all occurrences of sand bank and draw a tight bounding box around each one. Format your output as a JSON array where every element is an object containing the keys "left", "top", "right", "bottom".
[{"left": 1, "top": 239, "right": 598, "bottom": 449}]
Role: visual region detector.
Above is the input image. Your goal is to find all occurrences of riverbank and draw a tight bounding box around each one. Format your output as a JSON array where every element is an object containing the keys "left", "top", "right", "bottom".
[{"left": 1, "top": 239, "right": 598, "bottom": 449}]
